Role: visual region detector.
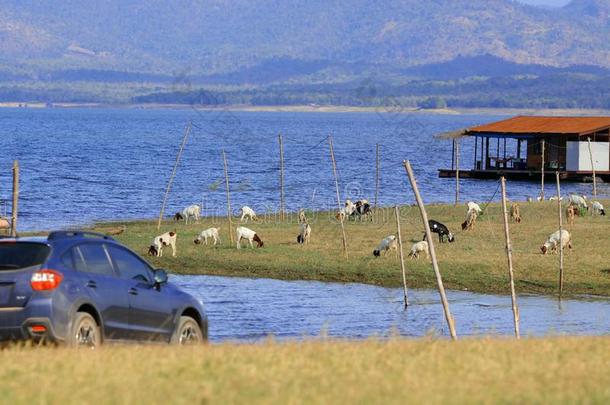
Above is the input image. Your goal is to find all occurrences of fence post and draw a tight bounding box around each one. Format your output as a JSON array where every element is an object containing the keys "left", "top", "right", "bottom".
[
  {"left": 403, "top": 160, "right": 457, "bottom": 340},
  {"left": 540, "top": 139, "right": 545, "bottom": 201},
  {"left": 455, "top": 138, "right": 460, "bottom": 206},
  {"left": 394, "top": 206, "right": 409, "bottom": 308},
  {"left": 157, "top": 121, "right": 192, "bottom": 230},
  {"left": 500, "top": 176, "right": 520, "bottom": 339},
  {"left": 279, "top": 133, "right": 285, "bottom": 221},
  {"left": 375, "top": 143, "right": 380, "bottom": 209},
  {"left": 329, "top": 136, "right": 348, "bottom": 258},
  {"left": 587, "top": 137, "right": 597, "bottom": 200},
  {"left": 223, "top": 150, "right": 234, "bottom": 244},
  {"left": 11, "top": 160, "right": 19, "bottom": 237},
  {"left": 556, "top": 171, "right": 564, "bottom": 296}
]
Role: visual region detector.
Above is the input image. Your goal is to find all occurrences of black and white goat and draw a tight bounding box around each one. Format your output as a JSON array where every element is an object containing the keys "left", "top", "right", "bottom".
[{"left": 423, "top": 220, "right": 455, "bottom": 243}]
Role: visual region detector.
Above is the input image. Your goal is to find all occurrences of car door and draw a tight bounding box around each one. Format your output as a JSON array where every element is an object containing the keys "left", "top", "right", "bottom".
[
  {"left": 66, "top": 243, "right": 131, "bottom": 340},
  {"left": 105, "top": 244, "right": 175, "bottom": 342}
]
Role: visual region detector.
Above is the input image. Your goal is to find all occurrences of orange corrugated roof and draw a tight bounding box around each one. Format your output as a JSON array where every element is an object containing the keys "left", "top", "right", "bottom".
[{"left": 467, "top": 116, "right": 610, "bottom": 136}]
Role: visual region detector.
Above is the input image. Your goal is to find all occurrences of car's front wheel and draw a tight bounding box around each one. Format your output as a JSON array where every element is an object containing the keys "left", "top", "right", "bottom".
[
  {"left": 68, "top": 312, "right": 101, "bottom": 348},
  {"left": 171, "top": 316, "right": 204, "bottom": 345}
]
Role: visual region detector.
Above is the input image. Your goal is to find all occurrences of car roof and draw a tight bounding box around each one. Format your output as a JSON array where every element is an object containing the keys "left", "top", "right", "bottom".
[{"left": 0, "top": 231, "right": 117, "bottom": 245}]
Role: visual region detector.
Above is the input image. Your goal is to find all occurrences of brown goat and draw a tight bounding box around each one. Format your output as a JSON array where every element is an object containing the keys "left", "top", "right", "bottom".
[{"left": 510, "top": 203, "right": 521, "bottom": 223}]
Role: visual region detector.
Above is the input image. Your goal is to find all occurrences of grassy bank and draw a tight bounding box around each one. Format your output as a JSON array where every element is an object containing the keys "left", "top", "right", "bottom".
[
  {"left": 1, "top": 337, "right": 609, "bottom": 403},
  {"left": 104, "top": 200, "right": 610, "bottom": 297}
]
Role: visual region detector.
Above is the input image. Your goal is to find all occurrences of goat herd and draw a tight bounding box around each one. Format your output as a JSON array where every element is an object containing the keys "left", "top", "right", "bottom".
[{"left": 146, "top": 195, "right": 606, "bottom": 260}]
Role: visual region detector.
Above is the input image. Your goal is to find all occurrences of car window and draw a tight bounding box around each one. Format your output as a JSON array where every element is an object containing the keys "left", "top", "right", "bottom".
[
  {"left": 0, "top": 243, "right": 50, "bottom": 271},
  {"left": 61, "top": 247, "right": 88, "bottom": 273},
  {"left": 106, "top": 245, "right": 152, "bottom": 283},
  {"left": 77, "top": 243, "right": 115, "bottom": 276}
]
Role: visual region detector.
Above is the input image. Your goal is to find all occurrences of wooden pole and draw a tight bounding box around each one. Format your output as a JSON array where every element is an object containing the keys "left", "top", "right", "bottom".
[
  {"left": 374, "top": 143, "right": 380, "bottom": 209},
  {"left": 455, "top": 138, "right": 460, "bottom": 206},
  {"left": 540, "top": 139, "right": 545, "bottom": 201},
  {"left": 403, "top": 160, "right": 457, "bottom": 340},
  {"left": 157, "top": 121, "right": 192, "bottom": 230},
  {"left": 500, "top": 176, "right": 520, "bottom": 339},
  {"left": 587, "top": 137, "right": 597, "bottom": 200},
  {"left": 329, "top": 136, "right": 348, "bottom": 258},
  {"left": 11, "top": 160, "right": 19, "bottom": 237},
  {"left": 278, "top": 133, "right": 285, "bottom": 221},
  {"left": 556, "top": 171, "right": 564, "bottom": 296},
  {"left": 394, "top": 206, "right": 409, "bottom": 308},
  {"left": 223, "top": 150, "right": 234, "bottom": 243}
]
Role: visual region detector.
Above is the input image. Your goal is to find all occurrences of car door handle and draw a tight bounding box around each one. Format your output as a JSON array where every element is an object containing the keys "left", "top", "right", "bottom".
[
  {"left": 128, "top": 288, "right": 138, "bottom": 296},
  {"left": 86, "top": 280, "right": 97, "bottom": 288}
]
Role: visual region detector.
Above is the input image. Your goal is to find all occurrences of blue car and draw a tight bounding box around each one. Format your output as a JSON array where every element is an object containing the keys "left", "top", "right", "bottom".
[{"left": 0, "top": 231, "right": 207, "bottom": 347}]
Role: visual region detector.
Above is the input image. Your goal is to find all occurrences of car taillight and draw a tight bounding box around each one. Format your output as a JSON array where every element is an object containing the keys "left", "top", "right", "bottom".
[{"left": 31, "top": 269, "right": 63, "bottom": 291}]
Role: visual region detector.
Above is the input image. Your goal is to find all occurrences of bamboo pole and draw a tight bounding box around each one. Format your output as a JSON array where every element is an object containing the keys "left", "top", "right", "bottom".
[
  {"left": 157, "top": 122, "right": 192, "bottom": 230},
  {"left": 374, "top": 143, "right": 380, "bottom": 209},
  {"left": 222, "top": 150, "right": 234, "bottom": 244},
  {"left": 11, "top": 160, "right": 19, "bottom": 237},
  {"left": 329, "top": 136, "right": 348, "bottom": 258},
  {"left": 394, "top": 206, "right": 409, "bottom": 308},
  {"left": 587, "top": 137, "right": 597, "bottom": 200},
  {"left": 540, "top": 139, "right": 545, "bottom": 201},
  {"left": 278, "top": 133, "right": 285, "bottom": 221},
  {"left": 500, "top": 176, "right": 520, "bottom": 339},
  {"left": 455, "top": 138, "right": 460, "bottom": 206},
  {"left": 556, "top": 171, "right": 564, "bottom": 296},
  {"left": 403, "top": 160, "right": 457, "bottom": 340}
]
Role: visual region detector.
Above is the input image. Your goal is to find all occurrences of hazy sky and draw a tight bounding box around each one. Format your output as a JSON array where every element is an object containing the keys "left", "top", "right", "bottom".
[{"left": 519, "top": 0, "right": 571, "bottom": 6}]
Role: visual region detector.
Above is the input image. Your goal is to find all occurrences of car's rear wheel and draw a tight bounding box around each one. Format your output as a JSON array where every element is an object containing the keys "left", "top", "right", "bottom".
[
  {"left": 171, "top": 316, "right": 203, "bottom": 345},
  {"left": 69, "top": 312, "right": 100, "bottom": 348}
]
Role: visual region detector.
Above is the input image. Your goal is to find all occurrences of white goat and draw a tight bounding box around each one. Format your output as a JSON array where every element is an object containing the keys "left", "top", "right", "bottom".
[
  {"left": 236, "top": 226, "right": 264, "bottom": 249},
  {"left": 466, "top": 201, "right": 483, "bottom": 214},
  {"left": 175, "top": 204, "right": 201, "bottom": 225},
  {"left": 592, "top": 201, "right": 605, "bottom": 216},
  {"left": 568, "top": 194, "right": 588, "bottom": 210},
  {"left": 408, "top": 241, "right": 429, "bottom": 259},
  {"left": 239, "top": 206, "right": 257, "bottom": 223},
  {"left": 148, "top": 231, "right": 177, "bottom": 257},
  {"left": 194, "top": 227, "right": 221, "bottom": 246},
  {"left": 540, "top": 230, "right": 572, "bottom": 255},
  {"left": 344, "top": 199, "right": 356, "bottom": 216},
  {"left": 297, "top": 223, "right": 311, "bottom": 244},
  {"left": 373, "top": 235, "right": 397, "bottom": 257}
]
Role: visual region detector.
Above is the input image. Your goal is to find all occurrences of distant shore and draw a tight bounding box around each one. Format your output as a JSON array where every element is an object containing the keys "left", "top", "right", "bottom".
[{"left": 2, "top": 101, "right": 610, "bottom": 116}]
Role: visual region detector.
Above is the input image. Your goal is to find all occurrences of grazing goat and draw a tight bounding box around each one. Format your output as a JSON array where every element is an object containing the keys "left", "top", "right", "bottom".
[
  {"left": 175, "top": 204, "right": 201, "bottom": 224},
  {"left": 566, "top": 205, "right": 576, "bottom": 226},
  {"left": 352, "top": 199, "right": 372, "bottom": 221},
  {"left": 373, "top": 235, "right": 397, "bottom": 257},
  {"left": 344, "top": 199, "right": 356, "bottom": 217},
  {"left": 335, "top": 208, "right": 347, "bottom": 221},
  {"left": 466, "top": 201, "right": 483, "bottom": 214},
  {"left": 510, "top": 203, "right": 521, "bottom": 223},
  {"left": 408, "top": 241, "right": 429, "bottom": 260},
  {"left": 592, "top": 201, "right": 605, "bottom": 216},
  {"left": 540, "top": 230, "right": 572, "bottom": 255},
  {"left": 148, "top": 231, "right": 177, "bottom": 257},
  {"left": 423, "top": 220, "right": 455, "bottom": 243},
  {"left": 236, "top": 226, "right": 264, "bottom": 249},
  {"left": 549, "top": 195, "right": 562, "bottom": 201},
  {"left": 239, "top": 206, "right": 257, "bottom": 223},
  {"left": 0, "top": 217, "right": 10, "bottom": 234},
  {"left": 461, "top": 208, "right": 477, "bottom": 231},
  {"left": 568, "top": 194, "right": 588, "bottom": 210},
  {"left": 194, "top": 227, "right": 221, "bottom": 246},
  {"left": 298, "top": 209, "right": 307, "bottom": 223},
  {"left": 296, "top": 223, "right": 311, "bottom": 244}
]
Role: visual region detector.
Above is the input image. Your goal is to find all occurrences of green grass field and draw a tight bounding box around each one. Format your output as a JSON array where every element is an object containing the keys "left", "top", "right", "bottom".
[
  {"left": 1, "top": 337, "right": 609, "bottom": 403},
  {"left": 97, "top": 200, "right": 610, "bottom": 297}
]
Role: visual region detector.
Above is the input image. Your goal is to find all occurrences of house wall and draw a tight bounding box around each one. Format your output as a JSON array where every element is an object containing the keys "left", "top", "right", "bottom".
[{"left": 566, "top": 141, "right": 610, "bottom": 171}]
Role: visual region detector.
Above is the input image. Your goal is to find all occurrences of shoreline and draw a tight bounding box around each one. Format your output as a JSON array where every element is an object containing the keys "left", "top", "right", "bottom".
[{"left": 2, "top": 101, "right": 610, "bottom": 116}]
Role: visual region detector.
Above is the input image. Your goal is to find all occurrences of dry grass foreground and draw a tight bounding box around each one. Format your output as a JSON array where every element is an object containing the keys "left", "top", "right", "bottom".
[
  {"left": 1, "top": 337, "right": 609, "bottom": 403},
  {"left": 107, "top": 200, "right": 610, "bottom": 297}
]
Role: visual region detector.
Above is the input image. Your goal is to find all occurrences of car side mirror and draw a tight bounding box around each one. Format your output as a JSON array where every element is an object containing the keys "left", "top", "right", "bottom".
[{"left": 153, "top": 269, "right": 168, "bottom": 289}]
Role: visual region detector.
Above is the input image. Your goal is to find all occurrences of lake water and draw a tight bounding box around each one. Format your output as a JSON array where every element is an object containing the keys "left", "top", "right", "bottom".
[
  {"left": 175, "top": 275, "right": 610, "bottom": 342},
  {"left": 0, "top": 107, "right": 606, "bottom": 231}
]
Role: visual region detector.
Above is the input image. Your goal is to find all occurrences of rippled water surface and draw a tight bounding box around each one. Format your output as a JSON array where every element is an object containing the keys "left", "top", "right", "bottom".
[
  {"left": 1, "top": 107, "right": 607, "bottom": 230},
  {"left": 175, "top": 275, "right": 610, "bottom": 342}
]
